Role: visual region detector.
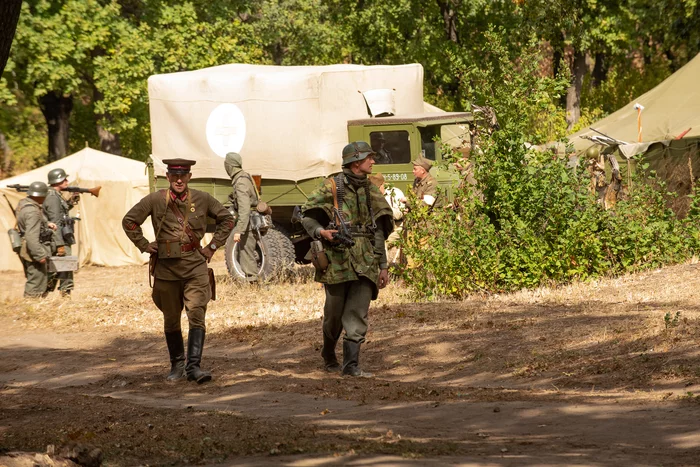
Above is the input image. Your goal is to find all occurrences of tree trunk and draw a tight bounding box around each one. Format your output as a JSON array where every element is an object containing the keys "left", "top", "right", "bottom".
[
  {"left": 592, "top": 52, "right": 607, "bottom": 87},
  {"left": 93, "top": 87, "right": 122, "bottom": 155},
  {"left": 0, "top": 0, "right": 22, "bottom": 76},
  {"left": 437, "top": 0, "right": 459, "bottom": 44},
  {"left": 566, "top": 50, "right": 586, "bottom": 131},
  {"left": 39, "top": 91, "right": 73, "bottom": 162},
  {"left": 0, "top": 131, "right": 13, "bottom": 178}
]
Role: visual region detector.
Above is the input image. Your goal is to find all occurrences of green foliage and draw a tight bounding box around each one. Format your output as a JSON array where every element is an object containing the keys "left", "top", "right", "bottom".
[
  {"left": 664, "top": 311, "right": 681, "bottom": 329},
  {"left": 400, "top": 34, "right": 700, "bottom": 299}
]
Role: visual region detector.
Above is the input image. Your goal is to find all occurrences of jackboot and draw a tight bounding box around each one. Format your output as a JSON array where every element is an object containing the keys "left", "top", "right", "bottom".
[
  {"left": 321, "top": 334, "right": 340, "bottom": 372},
  {"left": 164, "top": 330, "right": 186, "bottom": 381},
  {"left": 342, "top": 340, "right": 373, "bottom": 378},
  {"left": 186, "top": 328, "right": 212, "bottom": 384}
]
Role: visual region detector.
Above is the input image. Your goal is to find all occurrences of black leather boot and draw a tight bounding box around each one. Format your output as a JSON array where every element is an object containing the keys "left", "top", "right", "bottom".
[
  {"left": 342, "top": 340, "right": 373, "bottom": 378},
  {"left": 164, "top": 330, "right": 186, "bottom": 381},
  {"left": 321, "top": 334, "right": 340, "bottom": 372},
  {"left": 186, "top": 328, "right": 212, "bottom": 384}
]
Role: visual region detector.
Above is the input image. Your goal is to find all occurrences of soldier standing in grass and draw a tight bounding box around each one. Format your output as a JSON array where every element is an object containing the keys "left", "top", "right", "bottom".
[
  {"left": 44, "top": 168, "right": 77, "bottom": 297},
  {"left": 16, "top": 181, "right": 56, "bottom": 298},
  {"left": 122, "top": 159, "right": 234, "bottom": 384},
  {"left": 224, "top": 152, "right": 259, "bottom": 280},
  {"left": 301, "top": 142, "right": 394, "bottom": 377}
]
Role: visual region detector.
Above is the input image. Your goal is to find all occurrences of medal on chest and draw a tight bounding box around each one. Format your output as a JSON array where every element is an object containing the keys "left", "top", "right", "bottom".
[{"left": 190, "top": 203, "right": 195, "bottom": 213}]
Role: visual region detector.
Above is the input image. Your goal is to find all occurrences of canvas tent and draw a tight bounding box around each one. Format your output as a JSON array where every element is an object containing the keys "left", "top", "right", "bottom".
[
  {"left": 0, "top": 148, "right": 153, "bottom": 271},
  {"left": 570, "top": 53, "right": 700, "bottom": 153},
  {"left": 148, "top": 63, "right": 425, "bottom": 181}
]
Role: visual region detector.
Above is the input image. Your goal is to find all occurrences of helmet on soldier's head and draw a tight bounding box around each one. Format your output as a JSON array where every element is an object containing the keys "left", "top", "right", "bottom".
[
  {"left": 585, "top": 146, "right": 600, "bottom": 159},
  {"left": 27, "top": 181, "right": 49, "bottom": 198},
  {"left": 342, "top": 141, "right": 375, "bottom": 166},
  {"left": 47, "top": 168, "right": 68, "bottom": 185}
]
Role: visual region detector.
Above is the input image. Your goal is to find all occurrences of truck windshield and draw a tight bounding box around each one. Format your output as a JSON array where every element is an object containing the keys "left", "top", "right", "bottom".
[
  {"left": 369, "top": 130, "right": 411, "bottom": 165},
  {"left": 419, "top": 124, "right": 471, "bottom": 161}
]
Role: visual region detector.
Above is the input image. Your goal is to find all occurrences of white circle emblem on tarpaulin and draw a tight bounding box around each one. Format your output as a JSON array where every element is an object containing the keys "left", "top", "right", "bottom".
[{"left": 206, "top": 103, "right": 246, "bottom": 158}]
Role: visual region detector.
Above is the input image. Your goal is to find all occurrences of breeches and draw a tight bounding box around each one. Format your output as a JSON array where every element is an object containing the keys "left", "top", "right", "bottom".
[
  {"left": 152, "top": 275, "right": 210, "bottom": 332},
  {"left": 322, "top": 277, "right": 374, "bottom": 344}
]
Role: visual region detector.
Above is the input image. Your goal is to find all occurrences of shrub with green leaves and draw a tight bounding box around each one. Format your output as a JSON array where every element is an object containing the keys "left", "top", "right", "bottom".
[{"left": 399, "top": 30, "right": 700, "bottom": 299}]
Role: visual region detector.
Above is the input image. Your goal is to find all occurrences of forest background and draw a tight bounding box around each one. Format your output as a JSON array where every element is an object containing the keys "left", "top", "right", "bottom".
[{"left": 1, "top": 0, "right": 699, "bottom": 174}]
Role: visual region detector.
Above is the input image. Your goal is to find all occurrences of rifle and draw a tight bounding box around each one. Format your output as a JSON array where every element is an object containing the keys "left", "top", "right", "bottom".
[{"left": 7, "top": 184, "right": 101, "bottom": 197}]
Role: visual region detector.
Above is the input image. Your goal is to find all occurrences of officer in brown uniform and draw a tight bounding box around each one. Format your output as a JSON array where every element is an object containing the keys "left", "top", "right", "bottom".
[
  {"left": 402, "top": 156, "right": 442, "bottom": 209},
  {"left": 122, "top": 159, "right": 234, "bottom": 384}
]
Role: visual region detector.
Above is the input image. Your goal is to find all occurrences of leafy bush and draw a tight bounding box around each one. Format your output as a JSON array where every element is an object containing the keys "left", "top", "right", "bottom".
[{"left": 399, "top": 31, "right": 700, "bottom": 299}]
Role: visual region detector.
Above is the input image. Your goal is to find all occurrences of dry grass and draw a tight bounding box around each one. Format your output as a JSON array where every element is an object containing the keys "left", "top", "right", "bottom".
[
  {"left": 0, "top": 258, "right": 413, "bottom": 335},
  {"left": 3, "top": 257, "right": 700, "bottom": 393}
]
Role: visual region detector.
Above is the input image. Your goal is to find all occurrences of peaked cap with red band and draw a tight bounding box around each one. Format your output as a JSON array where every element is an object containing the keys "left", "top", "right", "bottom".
[{"left": 163, "top": 158, "right": 196, "bottom": 175}]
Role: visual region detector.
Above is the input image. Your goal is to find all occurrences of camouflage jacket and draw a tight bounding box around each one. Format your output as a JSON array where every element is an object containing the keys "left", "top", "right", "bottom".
[
  {"left": 122, "top": 189, "right": 234, "bottom": 280},
  {"left": 16, "top": 197, "right": 52, "bottom": 262},
  {"left": 301, "top": 172, "right": 394, "bottom": 294},
  {"left": 411, "top": 172, "right": 443, "bottom": 208},
  {"left": 228, "top": 169, "right": 258, "bottom": 235},
  {"left": 43, "top": 187, "right": 72, "bottom": 247}
]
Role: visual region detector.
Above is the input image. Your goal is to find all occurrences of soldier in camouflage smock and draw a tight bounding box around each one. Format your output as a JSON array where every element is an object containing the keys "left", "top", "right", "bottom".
[
  {"left": 122, "top": 159, "right": 234, "bottom": 384},
  {"left": 301, "top": 141, "right": 394, "bottom": 377},
  {"left": 44, "top": 168, "right": 77, "bottom": 296},
  {"left": 16, "top": 182, "right": 56, "bottom": 298}
]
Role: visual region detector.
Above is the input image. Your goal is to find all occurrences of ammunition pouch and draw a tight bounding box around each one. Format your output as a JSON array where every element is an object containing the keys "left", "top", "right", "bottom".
[
  {"left": 310, "top": 240, "right": 329, "bottom": 272},
  {"left": 39, "top": 228, "right": 54, "bottom": 243},
  {"left": 250, "top": 211, "right": 271, "bottom": 234},
  {"left": 61, "top": 216, "right": 76, "bottom": 245}
]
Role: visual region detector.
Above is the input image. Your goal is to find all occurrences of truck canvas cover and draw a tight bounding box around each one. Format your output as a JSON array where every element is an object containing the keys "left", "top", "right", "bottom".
[{"left": 148, "top": 64, "right": 425, "bottom": 182}]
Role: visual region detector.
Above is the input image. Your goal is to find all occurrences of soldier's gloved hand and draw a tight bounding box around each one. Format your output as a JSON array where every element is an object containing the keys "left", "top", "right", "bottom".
[
  {"left": 233, "top": 233, "right": 241, "bottom": 243},
  {"left": 144, "top": 242, "right": 158, "bottom": 254},
  {"left": 378, "top": 269, "right": 390, "bottom": 289},
  {"left": 56, "top": 246, "right": 66, "bottom": 256},
  {"left": 200, "top": 246, "right": 215, "bottom": 262},
  {"left": 69, "top": 193, "right": 81, "bottom": 205},
  {"left": 47, "top": 222, "right": 58, "bottom": 231}
]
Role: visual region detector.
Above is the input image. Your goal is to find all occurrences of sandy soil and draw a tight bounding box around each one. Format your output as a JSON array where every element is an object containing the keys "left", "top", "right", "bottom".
[{"left": 2, "top": 259, "right": 700, "bottom": 466}]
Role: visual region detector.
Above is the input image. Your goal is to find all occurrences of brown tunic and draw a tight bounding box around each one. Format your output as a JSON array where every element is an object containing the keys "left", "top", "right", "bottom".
[{"left": 122, "top": 189, "right": 234, "bottom": 281}]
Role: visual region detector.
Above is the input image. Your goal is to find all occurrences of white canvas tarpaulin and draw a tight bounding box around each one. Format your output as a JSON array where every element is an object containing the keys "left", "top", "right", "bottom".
[
  {"left": 148, "top": 64, "right": 425, "bottom": 181},
  {"left": 570, "top": 53, "right": 700, "bottom": 152},
  {"left": 0, "top": 148, "right": 153, "bottom": 272}
]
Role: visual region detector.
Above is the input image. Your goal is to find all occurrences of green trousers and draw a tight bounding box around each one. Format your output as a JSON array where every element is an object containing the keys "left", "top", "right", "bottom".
[
  {"left": 152, "top": 275, "right": 210, "bottom": 332},
  {"left": 48, "top": 244, "right": 74, "bottom": 293},
  {"left": 238, "top": 230, "right": 259, "bottom": 277},
  {"left": 22, "top": 259, "right": 47, "bottom": 298},
  {"left": 323, "top": 277, "right": 373, "bottom": 344}
]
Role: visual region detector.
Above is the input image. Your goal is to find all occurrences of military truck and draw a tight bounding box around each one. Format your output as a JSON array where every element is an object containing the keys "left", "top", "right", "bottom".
[{"left": 146, "top": 63, "right": 471, "bottom": 279}]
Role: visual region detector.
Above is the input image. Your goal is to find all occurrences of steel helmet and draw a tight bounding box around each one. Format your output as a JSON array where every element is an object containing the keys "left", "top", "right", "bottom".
[
  {"left": 342, "top": 141, "right": 375, "bottom": 166},
  {"left": 585, "top": 146, "right": 600, "bottom": 159},
  {"left": 47, "top": 168, "right": 68, "bottom": 185},
  {"left": 27, "top": 181, "right": 49, "bottom": 197}
]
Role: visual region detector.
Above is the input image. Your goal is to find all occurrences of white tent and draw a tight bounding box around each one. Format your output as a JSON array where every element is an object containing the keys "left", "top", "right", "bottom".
[{"left": 0, "top": 148, "right": 153, "bottom": 271}]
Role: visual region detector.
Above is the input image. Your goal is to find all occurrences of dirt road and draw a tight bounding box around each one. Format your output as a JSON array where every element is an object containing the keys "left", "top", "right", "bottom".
[{"left": 2, "top": 261, "right": 700, "bottom": 465}]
